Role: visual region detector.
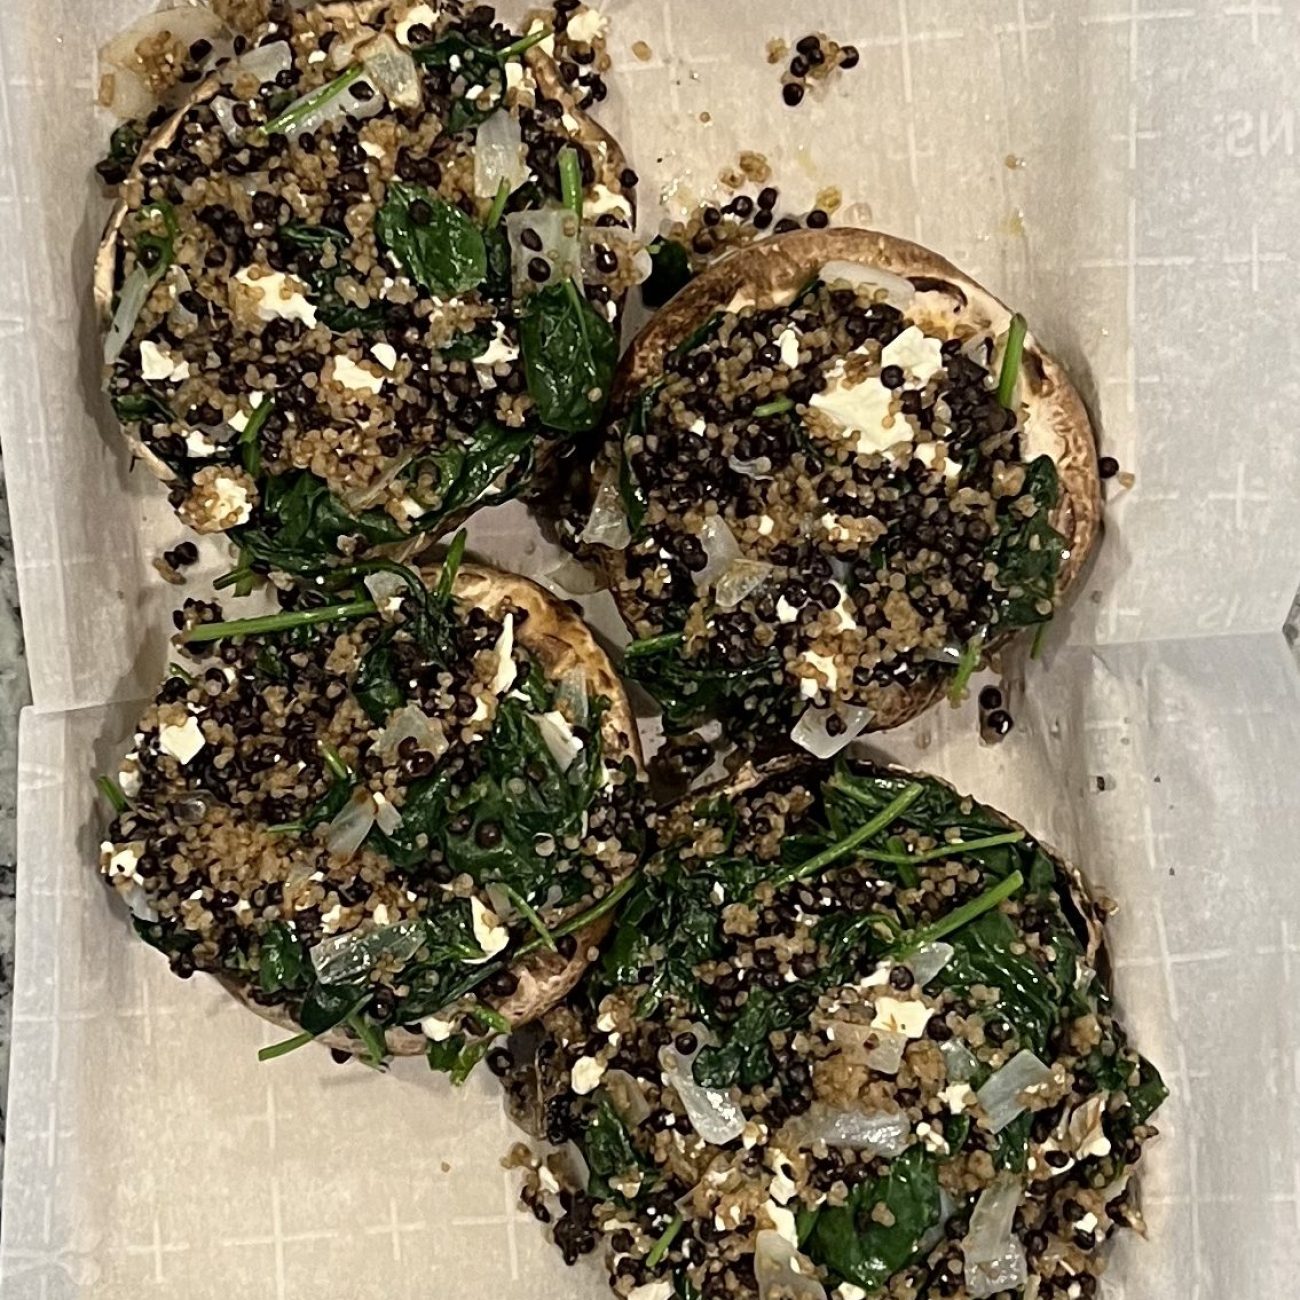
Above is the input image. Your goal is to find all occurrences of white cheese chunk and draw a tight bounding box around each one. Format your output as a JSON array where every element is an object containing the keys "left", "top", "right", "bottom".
[
  {"left": 234, "top": 267, "right": 318, "bottom": 328},
  {"left": 421, "top": 1015, "right": 456, "bottom": 1042},
  {"left": 881, "top": 325, "right": 945, "bottom": 383},
  {"left": 757, "top": 513, "right": 775, "bottom": 536},
  {"left": 158, "top": 715, "right": 205, "bottom": 765},
  {"left": 370, "top": 341, "right": 398, "bottom": 370},
  {"left": 584, "top": 183, "right": 633, "bottom": 222},
  {"left": 476, "top": 321, "right": 520, "bottom": 368},
  {"left": 395, "top": 3, "right": 438, "bottom": 45},
  {"left": 535, "top": 710, "right": 583, "bottom": 770},
  {"left": 811, "top": 371, "right": 908, "bottom": 456},
  {"left": 763, "top": 1200, "right": 799, "bottom": 1247},
  {"left": 490, "top": 613, "right": 517, "bottom": 695},
  {"left": 566, "top": 6, "right": 609, "bottom": 45},
  {"left": 360, "top": 140, "right": 385, "bottom": 158},
  {"left": 212, "top": 473, "right": 253, "bottom": 526},
  {"left": 776, "top": 595, "right": 800, "bottom": 624},
  {"left": 102, "top": 842, "right": 141, "bottom": 881},
  {"left": 627, "top": 1284, "right": 674, "bottom": 1300},
  {"left": 331, "top": 354, "right": 385, "bottom": 394},
  {"left": 914, "top": 440, "right": 961, "bottom": 481},
  {"left": 776, "top": 326, "right": 801, "bottom": 368},
  {"left": 470, "top": 896, "right": 509, "bottom": 960},
  {"left": 570, "top": 1055, "right": 607, "bottom": 1095},
  {"left": 185, "top": 429, "right": 218, "bottom": 458},
  {"left": 139, "top": 339, "right": 190, "bottom": 383},
  {"left": 939, "top": 1082, "right": 975, "bottom": 1114},
  {"left": 799, "top": 650, "right": 838, "bottom": 697}
]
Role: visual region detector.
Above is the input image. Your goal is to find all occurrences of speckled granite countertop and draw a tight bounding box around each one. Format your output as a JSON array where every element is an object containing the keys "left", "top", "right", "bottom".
[{"left": 0, "top": 454, "right": 25, "bottom": 1170}]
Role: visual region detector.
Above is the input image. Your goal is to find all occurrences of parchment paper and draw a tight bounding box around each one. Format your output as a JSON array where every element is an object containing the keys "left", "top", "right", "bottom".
[{"left": 2, "top": 2, "right": 1299, "bottom": 1297}]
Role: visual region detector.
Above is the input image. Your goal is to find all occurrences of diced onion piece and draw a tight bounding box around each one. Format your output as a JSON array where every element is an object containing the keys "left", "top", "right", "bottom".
[
  {"left": 555, "top": 670, "right": 590, "bottom": 728},
  {"left": 865, "top": 1029, "right": 909, "bottom": 1075},
  {"left": 819, "top": 259, "right": 916, "bottom": 311},
  {"left": 104, "top": 266, "right": 154, "bottom": 367},
  {"left": 375, "top": 703, "right": 449, "bottom": 764},
  {"left": 579, "top": 476, "right": 631, "bottom": 549},
  {"left": 964, "top": 1173, "right": 1028, "bottom": 1299},
  {"left": 373, "top": 794, "right": 402, "bottom": 836},
  {"left": 169, "top": 265, "right": 198, "bottom": 329},
  {"left": 321, "top": 786, "right": 377, "bottom": 860},
  {"left": 660, "top": 1038, "right": 746, "bottom": 1145},
  {"left": 360, "top": 33, "right": 421, "bottom": 109},
  {"left": 790, "top": 704, "right": 873, "bottom": 759},
  {"left": 211, "top": 96, "right": 242, "bottom": 142},
  {"left": 715, "top": 559, "right": 775, "bottom": 610},
  {"left": 603, "top": 1069, "right": 652, "bottom": 1127},
  {"left": 754, "top": 1230, "right": 827, "bottom": 1300},
  {"left": 309, "top": 919, "right": 425, "bottom": 986},
  {"left": 976, "top": 1049, "right": 1054, "bottom": 1133},
  {"left": 694, "top": 515, "right": 741, "bottom": 590},
  {"left": 274, "top": 71, "right": 383, "bottom": 140},
  {"left": 940, "top": 1039, "right": 979, "bottom": 1083},
  {"left": 363, "top": 570, "right": 407, "bottom": 618},
  {"left": 505, "top": 208, "right": 581, "bottom": 297},
  {"left": 474, "top": 107, "right": 529, "bottom": 199},
  {"left": 124, "top": 883, "right": 159, "bottom": 923},
  {"left": 829, "top": 1021, "right": 907, "bottom": 1075},
  {"left": 784, "top": 1102, "right": 911, "bottom": 1155},
  {"left": 540, "top": 553, "right": 609, "bottom": 596},
  {"left": 100, "top": 6, "right": 231, "bottom": 119},
  {"left": 906, "top": 941, "right": 955, "bottom": 986},
  {"left": 233, "top": 39, "right": 293, "bottom": 87}
]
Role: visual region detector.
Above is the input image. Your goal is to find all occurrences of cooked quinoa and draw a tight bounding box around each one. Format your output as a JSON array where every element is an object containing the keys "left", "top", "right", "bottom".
[
  {"left": 98, "top": 557, "right": 646, "bottom": 1064},
  {"left": 499, "top": 760, "right": 1164, "bottom": 1300},
  {"left": 585, "top": 260, "right": 1069, "bottom": 750},
  {"left": 99, "top": 0, "right": 638, "bottom": 564}
]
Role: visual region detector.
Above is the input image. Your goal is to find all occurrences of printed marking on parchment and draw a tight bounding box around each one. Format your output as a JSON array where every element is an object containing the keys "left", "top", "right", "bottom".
[{"left": 1219, "top": 108, "right": 1295, "bottom": 158}]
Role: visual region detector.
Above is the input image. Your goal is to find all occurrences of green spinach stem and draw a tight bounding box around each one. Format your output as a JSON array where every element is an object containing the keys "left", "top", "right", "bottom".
[
  {"left": 646, "top": 1214, "right": 683, "bottom": 1267},
  {"left": 499, "top": 883, "right": 558, "bottom": 952},
  {"left": 519, "top": 871, "right": 641, "bottom": 956},
  {"left": 852, "top": 829, "right": 1025, "bottom": 867},
  {"left": 262, "top": 65, "right": 364, "bottom": 138},
  {"left": 624, "top": 631, "right": 684, "bottom": 657},
  {"left": 497, "top": 26, "right": 552, "bottom": 60},
  {"left": 948, "top": 631, "right": 984, "bottom": 705},
  {"left": 96, "top": 775, "right": 128, "bottom": 814},
  {"left": 777, "top": 784, "right": 925, "bottom": 886},
  {"left": 1030, "top": 621, "right": 1049, "bottom": 660},
  {"left": 558, "top": 147, "right": 583, "bottom": 223},
  {"left": 753, "top": 396, "right": 795, "bottom": 418},
  {"left": 996, "top": 313, "right": 1027, "bottom": 408},
  {"left": 167, "top": 661, "right": 196, "bottom": 685},
  {"left": 258, "top": 1031, "right": 313, "bottom": 1061},
  {"left": 182, "top": 599, "right": 377, "bottom": 644},
  {"left": 239, "top": 395, "right": 276, "bottom": 477},
  {"left": 320, "top": 743, "right": 351, "bottom": 783},
  {"left": 898, "top": 869, "right": 1025, "bottom": 955},
  {"left": 485, "top": 176, "right": 511, "bottom": 230}
]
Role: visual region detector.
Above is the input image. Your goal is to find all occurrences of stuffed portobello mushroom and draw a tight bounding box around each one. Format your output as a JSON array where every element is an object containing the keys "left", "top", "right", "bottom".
[
  {"left": 96, "top": 0, "right": 638, "bottom": 575},
  {"left": 499, "top": 758, "right": 1164, "bottom": 1300},
  {"left": 97, "top": 541, "right": 647, "bottom": 1073},
  {"left": 575, "top": 229, "right": 1099, "bottom": 753}
]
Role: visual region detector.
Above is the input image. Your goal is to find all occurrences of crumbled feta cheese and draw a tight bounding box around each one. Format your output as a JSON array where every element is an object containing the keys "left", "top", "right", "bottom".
[
  {"left": 139, "top": 339, "right": 190, "bottom": 383},
  {"left": 914, "top": 440, "right": 961, "bottom": 480},
  {"left": 331, "top": 354, "right": 385, "bottom": 394},
  {"left": 527, "top": 18, "right": 556, "bottom": 54},
  {"left": 505, "top": 60, "right": 535, "bottom": 94},
  {"left": 491, "top": 613, "right": 516, "bottom": 695},
  {"left": 710, "top": 881, "right": 726, "bottom": 905},
  {"left": 158, "top": 715, "right": 206, "bottom": 764},
  {"left": 392, "top": 3, "right": 439, "bottom": 45},
  {"left": 881, "top": 325, "right": 945, "bottom": 383},
  {"left": 689, "top": 417, "right": 707, "bottom": 435},
  {"left": 211, "top": 473, "right": 253, "bottom": 526},
  {"left": 861, "top": 962, "right": 892, "bottom": 988},
  {"left": 227, "top": 410, "right": 250, "bottom": 434},
  {"left": 465, "top": 83, "right": 485, "bottom": 99},
  {"left": 829, "top": 582, "right": 857, "bottom": 630},
  {"left": 757, "top": 513, "right": 775, "bottom": 536},
  {"left": 627, "top": 1284, "right": 673, "bottom": 1300},
  {"left": 321, "top": 903, "right": 345, "bottom": 932},
  {"left": 837, "top": 1286, "right": 868, "bottom": 1300},
  {"left": 421, "top": 1015, "right": 456, "bottom": 1041},
  {"left": 776, "top": 595, "right": 799, "bottom": 624},
  {"left": 916, "top": 1120, "right": 949, "bottom": 1154},
  {"left": 308, "top": 48, "right": 327, "bottom": 63},
  {"left": 871, "top": 996, "right": 933, "bottom": 1038},
  {"left": 360, "top": 140, "right": 385, "bottom": 158},
  {"left": 476, "top": 321, "right": 520, "bottom": 368},
  {"left": 470, "top": 896, "right": 509, "bottom": 960},
  {"left": 185, "top": 429, "right": 218, "bottom": 458},
  {"left": 118, "top": 764, "right": 141, "bottom": 799},
  {"left": 537, "top": 1166, "right": 560, "bottom": 1195},
  {"left": 102, "top": 842, "right": 141, "bottom": 880},
  {"left": 570, "top": 1055, "right": 606, "bottom": 1094},
  {"left": 234, "top": 267, "right": 318, "bottom": 327},
  {"left": 370, "top": 342, "right": 398, "bottom": 370},
  {"left": 776, "top": 327, "right": 801, "bottom": 368},
  {"left": 769, "top": 1164, "right": 797, "bottom": 1204},
  {"left": 764, "top": 1200, "right": 799, "bottom": 1246},
  {"left": 939, "top": 1082, "right": 975, "bottom": 1114},
  {"left": 534, "top": 710, "right": 583, "bottom": 771},
  {"left": 1076, "top": 1211, "right": 1099, "bottom": 1233},
  {"left": 584, "top": 183, "right": 633, "bottom": 222},
  {"left": 811, "top": 371, "right": 907, "bottom": 456},
  {"left": 399, "top": 496, "right": 426, "bottom": 519},
  {"left": 799, "top": 650, "right": 838, "bottom": 697},
  {"left": 596, "top": 1009, "right": 617, "bottom": 1033},
  {"left": 372, "top": 903, "right": 391, "bottom": 927},
  {"left": 566, "top": 6, "right": 609, "bottom": 45}
]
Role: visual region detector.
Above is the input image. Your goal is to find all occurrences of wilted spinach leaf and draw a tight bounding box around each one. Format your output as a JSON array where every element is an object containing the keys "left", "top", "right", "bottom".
[
  {"left": 258, "top": 922, "right": 308, "bottom": 994},
  {"left": 410, "top": 421, "right": 533, "bottom": 528},
  {"left": 375, "top": 182, "right": 486, "bottom": 298},
  {"left": 299, "top": 984, "right": 367, "bottom": 1037},
  {"left": 583, "top": 1094, "right": 644, "bottom": 1199},
  {"left": 520, "top": 281, "right": 618, "bottom": 435},
  {"left": 641, "top": 237, "right": 693, "bottom": 308},
  {"left": 986, "top": 454, "right": 1067, "bottom": 631},
  {"left": 804, "top": 1147, "right": 942, "bottom": 1291}
]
